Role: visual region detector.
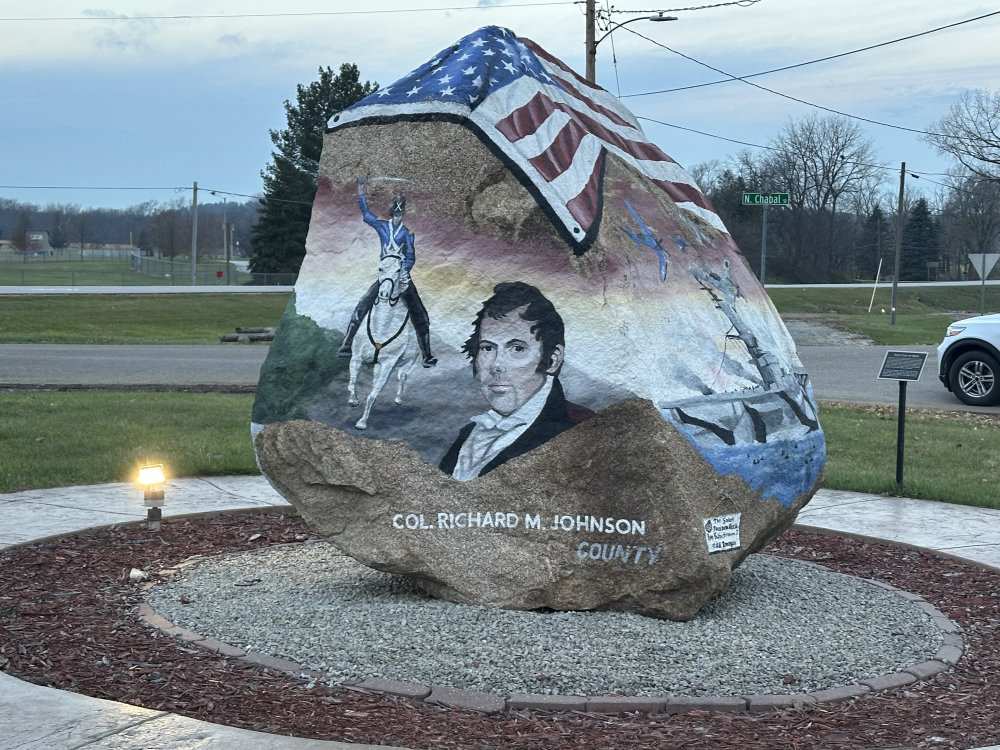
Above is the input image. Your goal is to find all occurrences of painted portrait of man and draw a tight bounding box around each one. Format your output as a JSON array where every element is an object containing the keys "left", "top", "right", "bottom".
[{"left": 439, "top": 281, "right": 594, "bottom": 481}]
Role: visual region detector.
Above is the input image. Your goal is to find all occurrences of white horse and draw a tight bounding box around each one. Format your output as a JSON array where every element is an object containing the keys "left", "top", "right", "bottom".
[{"left": 347, "top": 253, "right": 420, "bottom": 430}]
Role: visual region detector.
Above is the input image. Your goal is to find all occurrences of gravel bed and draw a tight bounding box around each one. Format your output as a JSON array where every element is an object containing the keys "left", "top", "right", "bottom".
[{"left": 146, "top": 541, "right": 944, "bottom": 698}]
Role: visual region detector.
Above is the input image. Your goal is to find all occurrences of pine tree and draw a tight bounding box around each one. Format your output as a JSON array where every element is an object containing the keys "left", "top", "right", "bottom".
[
  {"left": 11, "top": 211, "right": 30, "bottom": 253},
  {"left": 249, "top": 64, "right": 377, "bottom": 276},
  {"left": 899, "top": 198, "right": 940, "bottom": 281},
  {"left": 856, "top": 205, "right": 890, "bottom": 280}
]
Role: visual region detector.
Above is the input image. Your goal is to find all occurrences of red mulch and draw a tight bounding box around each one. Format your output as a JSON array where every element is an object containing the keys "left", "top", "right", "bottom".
[{"left": 1, "top": 512, "right": 998, "bottom": 749}]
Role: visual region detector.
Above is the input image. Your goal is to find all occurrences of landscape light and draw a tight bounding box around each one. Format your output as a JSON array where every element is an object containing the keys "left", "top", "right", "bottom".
[{"left": 137, "top": 463, "right": 166, "bottom": 530}]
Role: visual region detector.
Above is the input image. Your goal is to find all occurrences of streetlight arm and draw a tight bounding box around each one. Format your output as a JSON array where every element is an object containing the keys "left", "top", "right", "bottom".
[
  {"left": 586, "top": 12, "right": 677, "bottom": 82},
  {"left": 594, "top": 13, "right": 677, "bottom": 48}
]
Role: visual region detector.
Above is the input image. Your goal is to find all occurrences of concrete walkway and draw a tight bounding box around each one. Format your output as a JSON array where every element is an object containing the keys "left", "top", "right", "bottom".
[{"left": 1, "top": 476, "right": 998, "bottom": 750}]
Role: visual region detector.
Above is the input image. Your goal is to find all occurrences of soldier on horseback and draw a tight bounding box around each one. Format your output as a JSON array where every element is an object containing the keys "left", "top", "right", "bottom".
[{"left": 336, "top": 177, "right": 437, "bottom": 367}]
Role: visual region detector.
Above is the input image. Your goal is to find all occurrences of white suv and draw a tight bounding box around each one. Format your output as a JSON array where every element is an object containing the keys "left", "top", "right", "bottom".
[{"left": 937, "top": 313, "right": 1000, "bottom": 406}]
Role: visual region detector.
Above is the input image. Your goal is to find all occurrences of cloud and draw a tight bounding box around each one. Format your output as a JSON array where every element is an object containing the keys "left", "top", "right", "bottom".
[
  {"left": 218, "top": 33, "right": 248, "bottom": 48},
  {"left": 2, "top": 0, "right": 997, "bottom": 210}
]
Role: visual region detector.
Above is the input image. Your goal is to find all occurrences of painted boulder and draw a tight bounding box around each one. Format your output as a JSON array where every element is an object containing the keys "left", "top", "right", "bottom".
[{"left": 253, "top": 26, "right": 825, "bottom": 621}]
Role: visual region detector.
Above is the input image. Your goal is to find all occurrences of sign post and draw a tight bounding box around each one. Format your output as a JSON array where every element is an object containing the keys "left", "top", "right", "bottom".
[
  {"left": 742, "top": 193, "right": 789, "bottom": 286},
  {"left": 877, "top": 351, "right": 928, "bottom": 485},
  {"left": 968, "top": 252, "right": 999, "bottom": 316}
]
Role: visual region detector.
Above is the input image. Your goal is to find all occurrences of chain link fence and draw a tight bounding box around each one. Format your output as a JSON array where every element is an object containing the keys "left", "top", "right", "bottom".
[
  {"left": 0, "top": 249, "right": 296, "bottom": 286},
  {"left": 129, "top": 254, "right": 295, "bottom": 286}
]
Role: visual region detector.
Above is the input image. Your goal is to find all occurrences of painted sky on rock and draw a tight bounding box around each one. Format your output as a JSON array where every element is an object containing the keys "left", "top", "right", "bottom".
[{"left": 2, "top": 0, "right": 998, "bottom": 210}]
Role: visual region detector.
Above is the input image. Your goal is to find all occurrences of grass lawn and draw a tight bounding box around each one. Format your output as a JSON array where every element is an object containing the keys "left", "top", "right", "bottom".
[
  {"left": 1, "top": 391, "right": 997, "bottom": 510},
  {"left": 0, "top": 258, "right": 167, "bottom": 287},
  {"left": 0, "top": 391, "right": 258, "bottom": 493},
  {"left": 819, "top": 403, "right": 999, "bottom": 509},
  {"left": 2, "top": 284, "right": 993, "bottom": 346},
  {"left": 0, "top": 256, "right": 245, "bottom": 288},
  {"left": 767, "top": 284, "right": 999, "bottom": 344},
  {"left": 1, "top": 284, "right": 997, "bottom": 509},
  {"left": 0, "top": 293, "right": 290, "bottom": 344}
]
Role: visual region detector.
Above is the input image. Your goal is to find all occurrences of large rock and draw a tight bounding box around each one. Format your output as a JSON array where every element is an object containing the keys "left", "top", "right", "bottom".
[
  {"left": 253, "top": 26, "right": 825, "bottom": 621},
  {"left": 257, "top": 398, "right": 819, "bottom": 620}
]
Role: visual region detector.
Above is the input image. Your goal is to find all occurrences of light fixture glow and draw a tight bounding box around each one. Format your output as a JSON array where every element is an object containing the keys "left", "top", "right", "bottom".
[
  {"left": 138, "top": 464, "right": 165, "bottom": 486},
  {"left": 137, "top": 464, "right": 166, "bottom": 527}
]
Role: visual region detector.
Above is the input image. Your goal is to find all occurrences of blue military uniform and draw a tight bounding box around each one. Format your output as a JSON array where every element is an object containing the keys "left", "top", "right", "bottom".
[{"left": 337, "top": 189, "right": 436, "bottom": 366}]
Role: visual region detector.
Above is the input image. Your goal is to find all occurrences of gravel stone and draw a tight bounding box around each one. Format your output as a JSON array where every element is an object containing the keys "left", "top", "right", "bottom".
[{"left": 146, "top": 541, "right": 945, "bottom": 698}]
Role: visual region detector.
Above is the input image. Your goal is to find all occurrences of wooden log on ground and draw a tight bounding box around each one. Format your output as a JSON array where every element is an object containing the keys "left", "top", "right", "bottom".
[{"left": 219, "top": 331, "right": 274, "bottom": 343}]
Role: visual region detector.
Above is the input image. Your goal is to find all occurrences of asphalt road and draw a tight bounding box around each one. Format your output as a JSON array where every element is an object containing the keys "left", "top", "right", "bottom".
[
  {"left": 797, "top": 344, "right": 953, "bottom": 410},
  {"left": 2, "top": 340, "right": 992, "bottom": 413},
  {"left": 0, "top": 344, "right": 267, "bottom": 391}
]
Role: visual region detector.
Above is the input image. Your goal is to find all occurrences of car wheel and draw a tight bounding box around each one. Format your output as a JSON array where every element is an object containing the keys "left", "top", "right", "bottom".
[{"left": 948, "top": 350, "right": 1000, "bottom": 406}]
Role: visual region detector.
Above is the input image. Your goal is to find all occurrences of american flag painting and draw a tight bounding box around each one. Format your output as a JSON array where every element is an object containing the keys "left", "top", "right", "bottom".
[{"left": 329, "top": 26, "right": 725, "bottom": 254}]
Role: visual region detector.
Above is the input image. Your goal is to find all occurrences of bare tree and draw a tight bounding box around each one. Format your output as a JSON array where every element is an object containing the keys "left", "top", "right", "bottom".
[
  {"left": 925, "top": 89, "right": 1000, "bottom": 179},
  {"left": 11, "top": 211, "right": 31, "bottom": 253},
  {"left": 148, "top": 200, "right": 190, "bottom": 259},
  {"left": 67, "top": 208, "right": 91, "bottom": 257},
  {"left": 43, "top": 203, "right": 78, "bottom": 251},
  {"left": 736, "top": 115, "right": 885, "bottom": 281},
  {"left": 938, "top": 170, "right": 1000, "bottom": 278},
  {"left": 686, "top": 159, "right": 725, "bottom": 194}
]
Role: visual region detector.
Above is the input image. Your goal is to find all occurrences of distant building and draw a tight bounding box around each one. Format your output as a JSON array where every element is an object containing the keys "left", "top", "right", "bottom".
[{"left": 27, "top": 230, "right": 53, "bottom": 254}]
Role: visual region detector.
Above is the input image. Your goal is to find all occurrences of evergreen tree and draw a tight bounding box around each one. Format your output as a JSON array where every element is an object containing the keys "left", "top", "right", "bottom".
[
  {"left": 899, "top": 198, "right": 940, "bottom": 281},
  {"left": 11, "top": 211, "right": 30, "bottom": 253},
  {"left": 249, "top": 64, "right": 377, "bottom": 275},
  {"left": 48, "top": 210, "right": 70, "bottom": 249},
  {"left": 855, "top": 205, "right": 890, "bottom": 279}
]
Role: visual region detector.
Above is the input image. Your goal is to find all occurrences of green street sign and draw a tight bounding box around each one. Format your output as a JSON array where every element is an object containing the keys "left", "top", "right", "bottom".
[{"left": 742, "top": 192, "right": 790, "bottom": 206}]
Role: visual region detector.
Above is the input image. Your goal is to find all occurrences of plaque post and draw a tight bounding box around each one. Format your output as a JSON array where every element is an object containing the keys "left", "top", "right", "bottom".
[{"left": 877, "top": 351, "right": 928, "bottom": 487}]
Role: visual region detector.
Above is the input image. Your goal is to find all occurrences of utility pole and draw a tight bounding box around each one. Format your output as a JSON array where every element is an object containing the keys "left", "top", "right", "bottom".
[
  {"left": 225, "top": 222, "right": 233, "bottom": 286},
  {"left": 189, "top": 181, "right": 199, "bottom": 286},
  {"left": 585, "top": 0, "right": 596, "bottom": 82},
  {"left": 890, "top": 164, "right": 905, "bottom": 326},
  {"left": 585, "top": 4, "right": 676, "bottom": 83},
  {"left": 760, "top": 202, "right": 768, "bottom": 286}
]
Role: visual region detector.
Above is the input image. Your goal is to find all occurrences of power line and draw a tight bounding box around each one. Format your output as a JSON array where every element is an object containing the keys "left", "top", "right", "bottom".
[
  {"left": 636, "top": 116, "right": 777, "bottom": 151},
  {"left": 635, "top": 116, "right": 949, "bottom": 180},
  {"left": 205, "top": 188, "right": 313, "bottom": 206},
  {"left": 0, "top": 185, "right": 186, "bottom": 191},
  {"left": 625, "top": 9, "right": 1000, "bottom": 96},
  {"left": 0, "top": 2, "right": 572, "bottom": 22},
  {"left": 610, "top": 1, "right": 760, "bottom": 16},
  {"left": 0, "top": 184, "right": 316, "bottom": 208},
  {"left": 597, "top": 0, "right": 760, "bottom": 34},
  {"left": 3, "top": 6, "right": 987, "bottom": 202},
  {"left": 607, "top": 8, "right": 997, "bottom": 170},
  {"left": 621, "top": 24, "right": 972, "bottom": 141},
  {"left": 908, "top": 173, "right": 1000, "bottom": 197},
  {"left": 616, "top": 10, "right": 1000, "bottom": 145}
]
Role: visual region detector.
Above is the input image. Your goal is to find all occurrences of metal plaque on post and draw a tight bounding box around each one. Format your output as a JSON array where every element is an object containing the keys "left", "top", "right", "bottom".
[
  {"left": 877, "top": 351, "right": 928, "bottom": 485},
  {"left": 877, "top": 351, "right": 928, "bottom": 381}
]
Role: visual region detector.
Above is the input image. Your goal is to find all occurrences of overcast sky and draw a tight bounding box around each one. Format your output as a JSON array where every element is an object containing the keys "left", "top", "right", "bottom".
[{"left": 2, "top": 0, "right": 998, "bottom": 211}]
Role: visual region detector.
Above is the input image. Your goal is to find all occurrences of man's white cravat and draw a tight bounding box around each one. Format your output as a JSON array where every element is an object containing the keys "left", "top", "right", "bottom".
[{"left": 451, "top": 377, "right": 553, "bottom": 481}]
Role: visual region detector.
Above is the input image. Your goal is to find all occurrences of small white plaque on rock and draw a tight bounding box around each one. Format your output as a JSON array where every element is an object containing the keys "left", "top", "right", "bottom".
[{"left": 704, "top": 513, "right": 742, "bottom": 554}]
